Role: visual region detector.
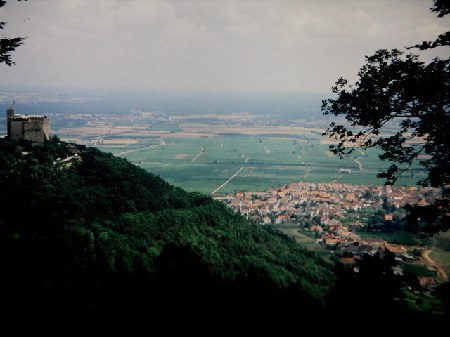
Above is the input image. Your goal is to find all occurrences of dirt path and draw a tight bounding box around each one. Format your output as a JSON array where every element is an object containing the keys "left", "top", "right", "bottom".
[
  {"left": 211, "top": 166, "right": 245, "bottom": 194},
  {"left": 114, "top": 143, "right": 162, "bottom": 156},
  {"left": 257, "top": 141, "right": 270, "bottom": 153},
  {"left": 354, "top": 158, "right": 363, "bottom": 171},
  {"left": 190, "top": 151, "right": 203, "bottom": 163},
  {"left": 419, "top": 248, "right": 449, "bottom": 283}
]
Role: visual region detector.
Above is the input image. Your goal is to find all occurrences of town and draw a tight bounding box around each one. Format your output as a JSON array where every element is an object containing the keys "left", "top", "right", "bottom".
[
  {"left": 217, "top": 182, "right": 439, "bottom": 224},
  {"left": 214, "top": 182, "right": 445, "bottom": 281}
]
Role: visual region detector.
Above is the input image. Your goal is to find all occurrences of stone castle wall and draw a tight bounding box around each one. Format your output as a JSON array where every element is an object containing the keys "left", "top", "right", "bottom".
[{"left": 7, "top": 109, "right": 50, "bottom": 143}]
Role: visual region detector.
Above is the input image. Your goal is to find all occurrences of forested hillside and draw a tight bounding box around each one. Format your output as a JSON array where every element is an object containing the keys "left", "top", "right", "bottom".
[
  {"left": 0, "top": 138, "right": 448, "bottom": 328},
  {"left": 0, "top": 137, "right": 336, "bottom": 323}
]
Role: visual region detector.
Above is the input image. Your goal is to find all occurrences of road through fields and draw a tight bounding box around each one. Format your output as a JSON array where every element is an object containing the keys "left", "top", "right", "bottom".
[
  {"left": 111, "top": 135, "right": 427, "bottom": 193},
  {"left": 114, "top": 144, "right": 163, "bottom": 157},
  {"left": 211, "top": 166, "right": 245, "bottom": 194}
]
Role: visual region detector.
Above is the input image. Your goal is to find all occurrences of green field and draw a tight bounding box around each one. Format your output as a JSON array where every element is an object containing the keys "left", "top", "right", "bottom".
[
  {"left": 430, "top": 232, "right": 450, "bottom": 275},
  {"left": 102, "top": 135, "right": 428, "bottom": 194}
]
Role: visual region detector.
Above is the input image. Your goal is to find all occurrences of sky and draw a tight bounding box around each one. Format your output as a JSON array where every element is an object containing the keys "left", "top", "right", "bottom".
[{"left": 0, "top": 0, "right": 449, "bottom": 95}]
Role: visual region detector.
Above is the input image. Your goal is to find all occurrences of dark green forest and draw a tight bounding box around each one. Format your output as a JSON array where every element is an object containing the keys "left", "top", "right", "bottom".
[{"left": 0, "top": 138, "right": 448, "bottom": 328}]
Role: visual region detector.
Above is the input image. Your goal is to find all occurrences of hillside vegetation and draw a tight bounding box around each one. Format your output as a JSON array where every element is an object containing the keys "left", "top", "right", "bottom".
[
  {"left": 0, "top": 137, "right": 336, "bottom": 322},
  {"left": 0, "top": 137, "right": 448, "bottom": 327}
]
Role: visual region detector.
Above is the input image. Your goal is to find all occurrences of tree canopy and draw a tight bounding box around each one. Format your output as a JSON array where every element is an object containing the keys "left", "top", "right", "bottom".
[
  {"left": 0, "top": 138, "right": 338, "bottom": 325},
  {"left": 322, "top": 0, "right": 449, "bottom": 233},
  {"left": 2, "top": 138, "right": 447, "bottom": 327},
  {"left": 0, "top": 1, "right": 26, "bottom": 66}
]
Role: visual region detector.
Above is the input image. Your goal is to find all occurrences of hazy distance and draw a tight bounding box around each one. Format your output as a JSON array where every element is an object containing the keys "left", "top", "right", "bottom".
[{"left": 0, "top": 0, "right": 448, "bottom": 97}]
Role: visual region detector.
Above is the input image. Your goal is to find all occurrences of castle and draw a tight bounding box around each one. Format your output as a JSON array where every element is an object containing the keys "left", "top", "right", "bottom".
[{"left": 6, "top": 108, "right": 50, "bottom": 143}]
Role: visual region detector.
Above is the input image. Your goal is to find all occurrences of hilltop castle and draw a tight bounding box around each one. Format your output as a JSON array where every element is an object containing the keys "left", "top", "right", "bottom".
[{"left": 6, "top": 108, "right": 50, "bottom": 143}]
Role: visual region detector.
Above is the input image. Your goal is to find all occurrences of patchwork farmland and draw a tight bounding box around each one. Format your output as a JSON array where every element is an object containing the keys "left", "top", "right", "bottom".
[
  {"left": 54, "top": 112, "right": 428, "bottom": 194},
  {"left": 102, "top": 138, "right": 426, "bottom": 194}
]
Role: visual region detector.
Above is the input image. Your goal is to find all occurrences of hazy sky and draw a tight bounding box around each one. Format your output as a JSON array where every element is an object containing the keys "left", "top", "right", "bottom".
[{"left": 0, "top": 0, "right": 448, "bottom": 94}]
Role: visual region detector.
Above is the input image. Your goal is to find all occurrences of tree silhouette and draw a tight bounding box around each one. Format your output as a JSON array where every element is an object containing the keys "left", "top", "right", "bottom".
[
  {"left": 0, "top": 0, "right": 26, "bottom": 66},
  {"left": 322, "top": 0, "right": 449, "bottom": 233}
]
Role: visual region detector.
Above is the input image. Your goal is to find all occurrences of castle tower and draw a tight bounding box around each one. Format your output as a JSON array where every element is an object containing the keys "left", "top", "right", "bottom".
[
  {"left": 6, "top": 108, "right": 14, "bottom": 139},
  {"left": 5, "top": 108, "right": 50, "bottom": 143}
]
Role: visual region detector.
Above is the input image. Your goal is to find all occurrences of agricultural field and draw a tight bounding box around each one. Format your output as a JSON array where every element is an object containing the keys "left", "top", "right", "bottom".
[
  {"left": 96, "top": 133, "right": 427, "bottom": 194},
  {"left": 53, "top": 110, "right": 428, "bottom": 195}
]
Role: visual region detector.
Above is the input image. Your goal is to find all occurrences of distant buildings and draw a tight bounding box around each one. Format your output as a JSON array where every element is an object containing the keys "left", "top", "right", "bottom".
[
  {"left": 217, "top": 181, "right": 440, "bottom": 229},
  {"left": 6, "top": 108, "right": 50, "bottom": 143}
]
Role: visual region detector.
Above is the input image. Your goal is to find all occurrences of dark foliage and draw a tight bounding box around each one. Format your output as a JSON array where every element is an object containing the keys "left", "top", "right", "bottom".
[
  {"left": 321, "top": 1, "right": 450, "bottom": 234},
  {"left": 0, "top": 139, "right": 448, "bottom": 329},
  {"left": 0, "top": 1, "right": 26, "bottom": 66},
  {"left": 0, "top": 138, "right": 337, "bottom": 326},
  {"left": 322, "top": 49, "right": 449, "bottom": 188}
]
